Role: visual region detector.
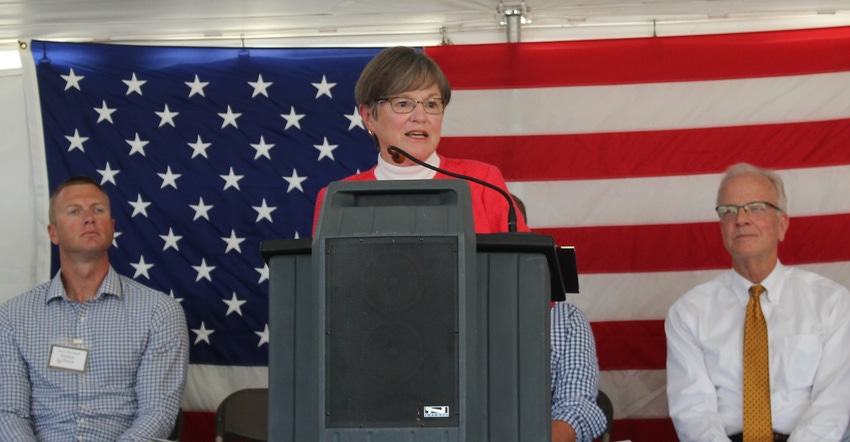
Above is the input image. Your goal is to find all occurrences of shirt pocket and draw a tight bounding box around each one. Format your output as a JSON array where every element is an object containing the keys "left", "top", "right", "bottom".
[{"left": 782, "top": 333, "right": 822, "bottom": 388}]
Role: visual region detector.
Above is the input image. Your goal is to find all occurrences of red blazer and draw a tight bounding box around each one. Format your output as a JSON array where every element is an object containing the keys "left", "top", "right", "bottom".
[{"left": 313, "top": 156, "right": 529, "bottom": 234}]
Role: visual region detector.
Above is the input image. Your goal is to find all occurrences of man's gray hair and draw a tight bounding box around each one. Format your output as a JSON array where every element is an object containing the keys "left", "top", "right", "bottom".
[{"left": 717, "top": 162, "right": 787, "bottom": 212}]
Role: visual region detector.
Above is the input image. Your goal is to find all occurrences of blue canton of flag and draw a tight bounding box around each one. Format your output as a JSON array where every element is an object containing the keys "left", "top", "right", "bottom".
[{"left": 31, "top": 41, "right": 382, "bottom": 366}]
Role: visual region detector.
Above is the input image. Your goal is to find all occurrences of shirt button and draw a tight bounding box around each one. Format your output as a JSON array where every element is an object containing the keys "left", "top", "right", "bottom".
[
  {"left": 79, "top": 316, "right": 86, "bottom": 322},
  {"left": 78, "top": 418, "right": 85, "bottom": 424}
]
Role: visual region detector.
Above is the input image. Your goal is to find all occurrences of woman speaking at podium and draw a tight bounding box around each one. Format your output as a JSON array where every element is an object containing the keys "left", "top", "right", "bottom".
[
  {"left": 311, "top": 46, "right": 606, "bottom": 442},
  {"left": 313, "top": 46, "right": 529, "bottom": 234}
]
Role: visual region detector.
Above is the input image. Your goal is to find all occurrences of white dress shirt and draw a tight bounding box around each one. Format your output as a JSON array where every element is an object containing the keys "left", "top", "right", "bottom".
[{"left": 665, "top": 262, "right": 850, "bottom": 442}]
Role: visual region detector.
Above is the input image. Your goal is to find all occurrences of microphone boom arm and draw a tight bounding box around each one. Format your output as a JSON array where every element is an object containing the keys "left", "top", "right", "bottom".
[{"left": 388, "top": 146, "right": 518, "bottom": 232}]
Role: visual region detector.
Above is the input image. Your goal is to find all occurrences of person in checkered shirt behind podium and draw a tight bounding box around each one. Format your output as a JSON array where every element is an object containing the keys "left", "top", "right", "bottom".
[{"left": 0, "top": 175, "right": 189, "bottom": 441}]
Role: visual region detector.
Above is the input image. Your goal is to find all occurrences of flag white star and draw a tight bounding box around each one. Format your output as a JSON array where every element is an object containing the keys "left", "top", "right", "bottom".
[
  {"left": 345, "top": 106, "right": 365, "bottom": 130},
  {"left": 126, "top": 132, "right": 150, "bottom": 156},
  {"left": 190, "top": 197, "right": 213, "bottom": 221},
  {"left": 252, "top": 198, "right": 277, "bottom": 222},
  {"left": 169, "top": 290, "right": 183, "bottom": 304},
  {"left": 129, "top": 194, "right": 151, "bottom": 218},
  {"left": 61, "top": 68, "right": 84, "bottom": 91},
  {"left": 93, "top": 100, "right": 117, "bottom": 124},
  {"left": 160, "top": 227, "right": 182, "bottom": 251},
  {"left": 248, "top": 74, "right": 272, "bottom": 98},
  {"left": 191, "top": 321, "right": 214, "bottom": 345},
  {"left": 112, "top": 231, "right": 122, "bottom": 248},
  {"left": 255, "top": 324, "right": 270, "bottom": 347},
  {"left": 188, "top": 135, "right": 211, "bottom": 159},
  {"left": 220, "top": 167, "right": 244, "bottom": 191},
  {"left": 223, "top": 292, "right": 247, "bottom": 317},
  {"left": 281, "top": 107, "right": 305, "bottom": 130},
  {"left": 255, "top": 264, "right": 269, "bottom": 284},
  {"left": 157, "top": 166, "right": 181, "bottom": 189},
  {"left": 96, "top": 162, "right": 120, "bottom": 185},
  {"left": 185, "top": 74, "right": 209, "bottom": 97},
  {"left": 250, "top": 136, "right": 274, "bottom": 160},
  {"left": 65, "top": 129, "right": 88, "bottom": 152},
  {"left": 218, "top": 105, "right": 242, "bottom": 129},
  {"left": 222, "top": 229, "right": 246, "bottom": 254},
  {"left": 283, "top": 169, "right": 307, "bottom": 193},
  {"left": 312, "top": 75, "right": 336, "bottom": 98},
  {"left": 192, "top": 258, "right": 215, "bottom": 282},
  {"left": 155, "top": 104, "right": 178, "bottom": 127},
  {"left": 130, "top": 255, "right": 154, "bottom": 279},
  {"left": 122, "top": 72, "right": 146, "bottom": 96},
  {"left": 314, "top": 137, "right": 338, "bottom": 161}
]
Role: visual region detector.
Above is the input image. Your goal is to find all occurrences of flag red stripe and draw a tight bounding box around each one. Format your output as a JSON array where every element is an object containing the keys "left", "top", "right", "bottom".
[
  {"left": 182, "top": 411, "right": 215, "bottom": 442},
  {"left": 592, "top": 320, "right": 666, "bottom": 371},
  {"left": 426, "top": 26, "right": 850, "bottom": 89},
  {"left": 440, "top": 118, "right": 850, "bottom": 181},
  {"left": 537, "top": 213, "right": 850, "bottom": 274},
  {"left": 611, "top": 417, "right": 678, "bottom": 442}
]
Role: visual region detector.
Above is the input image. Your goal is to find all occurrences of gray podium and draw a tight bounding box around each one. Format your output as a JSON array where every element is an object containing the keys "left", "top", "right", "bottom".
[{"left": 261, "top": 179, "right": 566, "bottom": 441}]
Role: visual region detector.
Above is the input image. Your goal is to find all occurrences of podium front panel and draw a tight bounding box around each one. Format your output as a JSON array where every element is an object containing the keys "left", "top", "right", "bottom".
[
  {"left": 264, "top": 180, "right": 552, "bottom": 441},
  {"left": 325, "top": 236, "right": 459, "bottom": 428}
]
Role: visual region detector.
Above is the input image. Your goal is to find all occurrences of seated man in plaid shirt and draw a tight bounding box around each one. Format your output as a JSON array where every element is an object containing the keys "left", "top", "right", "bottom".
[{"left": 0, "top": 176, "right": 189, "bottom": 441}]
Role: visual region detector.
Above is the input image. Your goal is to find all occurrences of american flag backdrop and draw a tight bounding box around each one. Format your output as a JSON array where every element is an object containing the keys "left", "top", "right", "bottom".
[
  {"left": 31, "top": 41, "right": 382, "bottom": 439},
  {"left": 27, "top": 25, "right": 850, "bottom": 441}
]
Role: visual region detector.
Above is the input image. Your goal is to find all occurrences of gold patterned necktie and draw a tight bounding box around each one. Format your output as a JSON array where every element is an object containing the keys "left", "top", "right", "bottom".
[{"left": 743, "top": 284, "right": 772, "bottom": 442}]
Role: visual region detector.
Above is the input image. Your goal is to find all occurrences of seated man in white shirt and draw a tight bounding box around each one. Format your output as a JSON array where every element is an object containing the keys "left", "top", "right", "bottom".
[{"left": 665, "top": 163, "right": 850, "bottom": 442}]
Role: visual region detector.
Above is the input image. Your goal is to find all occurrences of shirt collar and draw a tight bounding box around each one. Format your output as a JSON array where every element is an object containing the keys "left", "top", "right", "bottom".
[
  {"left": 46, "top": 266, "right": 123, "bottom": 303},
  {"left": 760, "top": 261, "right": 785, "bottom": 304},
  {"left": 374, "top": 151, "right": 440, "bottom": 181},
  {"left": 729, "top": 261, "right": 786, "bottom": 305}
]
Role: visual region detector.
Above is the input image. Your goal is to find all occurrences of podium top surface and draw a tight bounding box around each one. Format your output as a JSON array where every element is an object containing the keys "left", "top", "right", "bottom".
[{"left": 260, "top": 232, "right": 575, "bottom": 301}]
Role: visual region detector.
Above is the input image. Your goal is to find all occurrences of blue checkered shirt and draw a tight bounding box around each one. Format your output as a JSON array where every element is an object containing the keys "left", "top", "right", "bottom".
[
  {"left": 551, "top": 301, "right": 607, "bottom": 442},
  {"left": 0, "top": 267, "right": 189, "bottom": 441}
]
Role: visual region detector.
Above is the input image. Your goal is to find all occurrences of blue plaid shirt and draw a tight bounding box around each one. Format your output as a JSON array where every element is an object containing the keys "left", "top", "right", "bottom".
[
  {"left": 0, "top": 267, "right": 189, "bottom": 441},
  {"left": 551, "top": 301, "right": 607, "bottom": 441}
]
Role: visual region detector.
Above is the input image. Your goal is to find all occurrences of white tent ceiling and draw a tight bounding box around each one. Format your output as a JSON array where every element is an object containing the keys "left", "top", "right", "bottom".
[{"left": 4, "top": 0, "right": 850, "bottom": 48}]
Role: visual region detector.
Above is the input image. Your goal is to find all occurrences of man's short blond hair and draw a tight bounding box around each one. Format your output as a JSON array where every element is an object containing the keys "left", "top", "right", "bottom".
[{"left": 48, "top": 175, "right": 110, "bottom": 223}]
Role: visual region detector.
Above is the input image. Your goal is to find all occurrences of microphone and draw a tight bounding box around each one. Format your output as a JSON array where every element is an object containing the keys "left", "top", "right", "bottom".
[
  {"left": 389, "top": 148, "right": 406, "bottom": 164},
  {"left": 387, "top": 146, "right": 518, "bottom": 232}
]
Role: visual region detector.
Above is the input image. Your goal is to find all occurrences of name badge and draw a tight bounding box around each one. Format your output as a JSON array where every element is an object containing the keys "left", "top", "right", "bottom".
[{"left": 48, "top": 341, "right": 89, "bottom": 374}]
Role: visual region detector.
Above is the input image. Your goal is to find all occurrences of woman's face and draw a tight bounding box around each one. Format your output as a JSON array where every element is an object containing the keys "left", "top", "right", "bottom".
[{"left": 360, "top": 83, "right": 444, "bottom": 166}]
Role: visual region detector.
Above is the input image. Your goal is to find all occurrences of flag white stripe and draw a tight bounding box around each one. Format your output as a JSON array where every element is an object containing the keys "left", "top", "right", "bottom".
[
  {"left": 599, "top": 369, "right": 668, "bottom": 419},
  {"left": 508, "top": 165, "right": 850, "bottom": 229},
  {"left": 183, "top": 364, "right": 268, "bottom": 411},
  {"left": 571, "top": 262, "right": 850, "bottom": 322},
  {"left": 444, "top": 71, "right": 850, "bottom": 136},
  {"left": 570, "top": 269, "right": 724, "bottom": 322}
]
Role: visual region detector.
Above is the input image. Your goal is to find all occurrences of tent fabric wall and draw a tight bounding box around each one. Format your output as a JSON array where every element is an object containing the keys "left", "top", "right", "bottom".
[{"left": 0, "top": 59, "right": 48, "bottom": 303}]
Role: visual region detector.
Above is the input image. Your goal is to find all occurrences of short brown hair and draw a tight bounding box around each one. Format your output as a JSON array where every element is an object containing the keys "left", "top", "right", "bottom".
[
  {"left": 354, "top": 46, "right": 451, "bottom": 119},
  {"left": 49, "top": 175, "right": 109, "bottom": 223}
]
